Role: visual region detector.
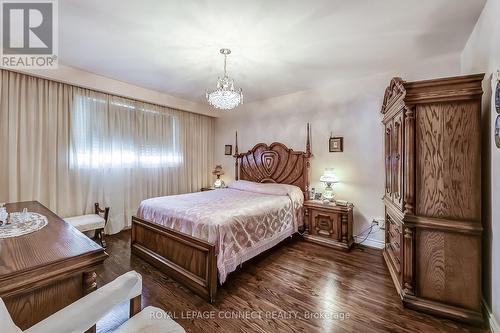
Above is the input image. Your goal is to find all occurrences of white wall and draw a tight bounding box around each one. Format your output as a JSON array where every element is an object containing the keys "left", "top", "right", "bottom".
[
  {"left": 461, "top": 0, "right": 500, "bottom": 328},
  {"left": 1, "top": 64, "right": 219, "bottom": 117},
  {"left": 215, "top": 53, "right": 461, "bottom": 247}
]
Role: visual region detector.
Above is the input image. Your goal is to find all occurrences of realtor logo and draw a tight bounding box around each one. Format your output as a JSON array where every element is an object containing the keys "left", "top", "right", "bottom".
[{"left": 1, "top": 0, "right": 58, "bottom": 68}]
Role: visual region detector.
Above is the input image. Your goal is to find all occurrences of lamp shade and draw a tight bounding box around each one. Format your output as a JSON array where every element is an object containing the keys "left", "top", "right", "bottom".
[
  {"left": 212, "top": 165, "right": 225, "bottom": 176},
  {"left": 319, "top": 168, "right": 339, "bottom": 184}
]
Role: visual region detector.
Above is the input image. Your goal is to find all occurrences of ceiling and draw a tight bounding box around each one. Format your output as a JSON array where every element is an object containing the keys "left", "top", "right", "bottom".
[{"left": 60, "top": 0, "right": 486, "bottom": 104}]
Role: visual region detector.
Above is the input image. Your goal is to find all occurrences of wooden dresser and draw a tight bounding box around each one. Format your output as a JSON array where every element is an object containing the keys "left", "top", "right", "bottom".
[
  {"left": 381, "top": 74, "right": 484, "bottom": 325},
  {"left": 303, "top": 200, "right": 353, "bottom": 251},
  {"left": 0, "top": 201, "right": 108, "bottom": 330}
]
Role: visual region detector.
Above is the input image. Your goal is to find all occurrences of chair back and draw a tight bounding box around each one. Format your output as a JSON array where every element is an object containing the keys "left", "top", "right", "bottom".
[{"left": 94, "top": 203, "right": 110, "bottom": 226}]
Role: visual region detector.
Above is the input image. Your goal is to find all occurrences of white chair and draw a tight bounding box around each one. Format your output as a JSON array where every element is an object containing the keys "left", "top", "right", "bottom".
[
  {"left": 64, "top": 203, "right": 109, "bottom": 247},
  {"left": 0, "top": 271, "right": 185, "bottom": 333}
]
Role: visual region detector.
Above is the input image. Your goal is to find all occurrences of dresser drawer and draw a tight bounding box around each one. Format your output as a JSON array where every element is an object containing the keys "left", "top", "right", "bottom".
[
  {"left": 388, "top": 221, "right": 401, "bottom": 258},
  {"left": 310, "top": 211, "right": 340, "bottom": 241},
  {"left": 303, "top": 201, "right": 354, "bottom": 251},
  {"left": 385, "top": 213, "right": 402, "bottom": 274}
]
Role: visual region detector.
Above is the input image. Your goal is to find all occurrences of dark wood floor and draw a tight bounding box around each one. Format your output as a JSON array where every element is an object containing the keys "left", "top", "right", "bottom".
[{"left": 96, "top": 230, "right": 486, "bottom": 333}]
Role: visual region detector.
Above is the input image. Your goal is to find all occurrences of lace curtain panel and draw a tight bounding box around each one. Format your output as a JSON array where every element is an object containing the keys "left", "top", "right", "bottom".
[{"left": 0, "top": 70, "right": 215, "bottom": 234}]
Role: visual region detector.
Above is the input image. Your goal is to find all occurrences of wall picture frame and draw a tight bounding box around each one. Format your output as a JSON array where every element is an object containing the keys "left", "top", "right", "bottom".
[
  {"left": 329, "top": 137, "right": 343, "bottom": 152},
  {"left": 224, "top": 145, "right": 232, "bottom": 155}
]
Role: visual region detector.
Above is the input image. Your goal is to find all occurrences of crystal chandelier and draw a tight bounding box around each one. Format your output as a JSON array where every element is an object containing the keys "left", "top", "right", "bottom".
[{"left": 206, "top": 48, "right": 243, "bottom": 110}]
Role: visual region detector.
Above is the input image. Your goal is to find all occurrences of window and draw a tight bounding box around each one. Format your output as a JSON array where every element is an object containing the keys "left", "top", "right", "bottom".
[{"left": 70, "top": 94, "right": 182, "bottom": 169}]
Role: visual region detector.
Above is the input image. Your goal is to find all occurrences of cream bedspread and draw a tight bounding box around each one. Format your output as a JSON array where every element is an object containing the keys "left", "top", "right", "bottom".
[{"left": 137, "top": 180, "right": 304, "bottom": 283}]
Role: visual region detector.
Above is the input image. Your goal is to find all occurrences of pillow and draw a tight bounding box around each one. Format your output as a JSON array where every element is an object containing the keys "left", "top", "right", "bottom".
[{"left": 227, "top": 180, "right": 301, "bottom": 197}]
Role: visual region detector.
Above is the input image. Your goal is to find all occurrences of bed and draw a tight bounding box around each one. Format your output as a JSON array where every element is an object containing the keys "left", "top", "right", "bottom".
[{"left": 131, "top": 125, "right": 311, "bottom": 302}]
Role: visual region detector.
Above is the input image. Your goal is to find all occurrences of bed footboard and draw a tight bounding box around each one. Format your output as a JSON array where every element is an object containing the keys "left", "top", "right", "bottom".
[{"left": 131, "top": 216, "right": 218, "bottom": 303}]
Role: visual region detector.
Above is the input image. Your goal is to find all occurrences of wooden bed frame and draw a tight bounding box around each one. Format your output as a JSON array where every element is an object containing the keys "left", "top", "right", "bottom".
[{"left": 131, "top": 124, "right": 311, "bottom": 302}]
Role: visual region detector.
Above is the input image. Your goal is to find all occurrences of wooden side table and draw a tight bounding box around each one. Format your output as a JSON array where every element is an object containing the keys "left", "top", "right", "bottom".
[{"left": 303, "top": 200, "right": 354, "bottom": 251}]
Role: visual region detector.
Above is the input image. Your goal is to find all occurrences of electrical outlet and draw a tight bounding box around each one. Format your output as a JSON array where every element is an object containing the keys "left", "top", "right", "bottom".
[{"left": 372, "top": 217, "right": 385, "bottom": 230}]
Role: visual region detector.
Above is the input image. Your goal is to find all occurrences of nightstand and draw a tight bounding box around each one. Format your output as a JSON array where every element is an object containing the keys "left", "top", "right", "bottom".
[{"left": 303, "top": 200, "right": 354, "bottom": 251}]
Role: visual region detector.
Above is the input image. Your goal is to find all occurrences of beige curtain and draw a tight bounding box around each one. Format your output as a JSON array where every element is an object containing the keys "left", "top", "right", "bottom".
[{"left": 0, "top": 70, "right": 215, "bottom": 233}]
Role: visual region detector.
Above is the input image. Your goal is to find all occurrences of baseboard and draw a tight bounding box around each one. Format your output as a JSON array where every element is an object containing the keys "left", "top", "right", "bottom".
[
  {"left": 483, "top": 299, "right": 500, "bottom": 333},
  {"left": 403, "top": 294, "right": 483, "bottom": 326},
  {"left": 354, "top": 236, "right": 384, "bottom": 249}
]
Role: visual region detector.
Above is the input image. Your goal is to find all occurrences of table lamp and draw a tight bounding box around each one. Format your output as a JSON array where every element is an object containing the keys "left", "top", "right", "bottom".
[
  {"left": 212, "top": 165, "right": 225, "bottom": 188},
  {"left": 320, "top": 168, "right": 339, "bottom": 201}
]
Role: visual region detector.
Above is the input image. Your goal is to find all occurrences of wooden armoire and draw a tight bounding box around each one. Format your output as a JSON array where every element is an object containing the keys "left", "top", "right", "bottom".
[{"left": 381, "top": 74, "right": 484, "bottom": 325}]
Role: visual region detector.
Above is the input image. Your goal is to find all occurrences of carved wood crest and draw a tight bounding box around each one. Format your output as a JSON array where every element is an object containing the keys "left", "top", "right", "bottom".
[
  {"left": 237, "top": 142, "right": 310, "bottom": 194},
  {"left": 381, "top": 77, "right": 405, "bottom": 114},
  {"left": 233, "top": 124, "right": 311, "bottom": 198}
]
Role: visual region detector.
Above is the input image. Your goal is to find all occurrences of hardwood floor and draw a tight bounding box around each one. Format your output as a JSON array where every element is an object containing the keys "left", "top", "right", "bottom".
[{"left": 96, "top": 230, "right": 486, "bottom": 333}]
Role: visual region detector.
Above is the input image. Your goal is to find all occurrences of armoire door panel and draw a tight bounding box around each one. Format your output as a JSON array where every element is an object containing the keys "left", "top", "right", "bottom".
[
  {"left": 415, "top": 102, "right": 481, "bottom": 220},
  {"left": 415, "top": 228, "right": 480, "bottom": 311},
  {"left": 392, "top": 111, "right": 404, "bottom": 211},
  {"left": 385, "top": 123, "right": 392, "bottom": 198}
]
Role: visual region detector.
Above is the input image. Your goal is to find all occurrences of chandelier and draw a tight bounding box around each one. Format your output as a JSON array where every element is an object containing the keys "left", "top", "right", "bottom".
[{"left": 206, "top": 48, "right": 243, "bottom": 110}]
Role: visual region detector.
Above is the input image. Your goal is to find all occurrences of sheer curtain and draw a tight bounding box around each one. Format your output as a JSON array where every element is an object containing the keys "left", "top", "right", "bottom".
[{"left": 0, "top": 70, "right": 215, "bottom": 233}]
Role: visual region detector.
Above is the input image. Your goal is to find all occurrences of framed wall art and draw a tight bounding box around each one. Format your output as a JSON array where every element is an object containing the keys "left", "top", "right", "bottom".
[
  {"left": 329, "top": 137, "right": 343, "bottom": 152},
  {"left": 224, "top": 145, "right": 232, "bottom": 155}
]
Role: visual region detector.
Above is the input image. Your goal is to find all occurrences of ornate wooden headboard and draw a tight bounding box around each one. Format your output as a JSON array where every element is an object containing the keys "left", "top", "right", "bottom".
[{"left": 233, "top": 124, "right": 312, "bottom": 199}]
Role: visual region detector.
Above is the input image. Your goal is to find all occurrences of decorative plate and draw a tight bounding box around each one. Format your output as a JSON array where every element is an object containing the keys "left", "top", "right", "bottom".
[
  {"left": 0, "top": 212, "right": 48, "bottom": 238},
  {"left": 496, "top": 115, "right": 500, "bottom": 149},
  {"left": 496, "top": 81, "right": 500, "bottom": 113}
]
